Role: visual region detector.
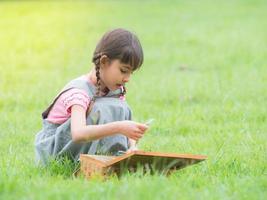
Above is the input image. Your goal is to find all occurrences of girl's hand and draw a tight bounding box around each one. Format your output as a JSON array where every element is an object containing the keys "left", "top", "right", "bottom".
[
  {"left": 116, "top": 120, "right": 149, "bottom": 141},
  {"left": 126, "top": 145, "right": 139, "bottom": 153}
]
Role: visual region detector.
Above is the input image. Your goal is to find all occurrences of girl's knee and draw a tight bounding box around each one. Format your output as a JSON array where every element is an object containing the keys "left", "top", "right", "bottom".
[{"left": 97, "top": 134, "right": 128, "bottom": 155}]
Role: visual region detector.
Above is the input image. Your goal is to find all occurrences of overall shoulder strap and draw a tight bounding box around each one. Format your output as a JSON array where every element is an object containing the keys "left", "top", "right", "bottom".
[{"left": 42, "top": 78, "right": 96, "bottom": 119}]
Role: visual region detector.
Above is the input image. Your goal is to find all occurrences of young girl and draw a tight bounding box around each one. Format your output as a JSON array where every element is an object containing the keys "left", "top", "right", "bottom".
[{"left": 35, "top": 28, "right": 149, "bottom": 165}]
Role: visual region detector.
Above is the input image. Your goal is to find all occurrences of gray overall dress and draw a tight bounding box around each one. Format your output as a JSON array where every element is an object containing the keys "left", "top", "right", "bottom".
[{"left": 34, "top": 77, "right": 132, "bottom": 166}]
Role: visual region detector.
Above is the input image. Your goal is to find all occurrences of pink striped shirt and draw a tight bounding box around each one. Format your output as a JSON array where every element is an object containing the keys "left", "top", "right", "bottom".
[{"left": 46, "top": 75, "right": 125, "bottom": 124}]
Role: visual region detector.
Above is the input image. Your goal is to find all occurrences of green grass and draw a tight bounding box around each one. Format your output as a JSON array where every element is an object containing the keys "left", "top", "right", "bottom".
[{"left": 0, "top": 0, "right": 266, "bottom": 199}]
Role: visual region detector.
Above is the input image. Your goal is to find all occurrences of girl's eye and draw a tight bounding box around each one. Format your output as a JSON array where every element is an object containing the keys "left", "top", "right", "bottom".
[{"left": 120, "top": 69, "right": 128, "bottom": 73}]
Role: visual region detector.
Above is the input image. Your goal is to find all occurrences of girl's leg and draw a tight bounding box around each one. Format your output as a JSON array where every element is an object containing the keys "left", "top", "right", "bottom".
[{"left": 86, "top": 99, "right": 131, "bottom": 156}]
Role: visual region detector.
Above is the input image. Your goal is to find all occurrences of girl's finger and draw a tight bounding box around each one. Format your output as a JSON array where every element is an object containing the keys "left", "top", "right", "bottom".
[
  {"left": 131, "top": 135, "right": 138, "bottom": 141},
  {"left": 137, "top": 128, "right": 146, "bottom": 134},
  {"left": 138, "top": 123, "right": 149, "bottom": 131},
  {"left": 134, "top": 129, "right": 143, "bottom": 135}
]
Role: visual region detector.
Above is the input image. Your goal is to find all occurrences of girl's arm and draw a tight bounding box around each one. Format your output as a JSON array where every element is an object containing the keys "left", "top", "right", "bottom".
[
  {"left": 70, "top": 104, "right": 148, "bottom": 143},
  {"left": 128, "top": 138, "right": 137, "bottom": 148},
  {"left": 70, "top": 105, "right": 119, "bottom": 143},
  {"left": 126, "top": 138, "right": 138, "bottom": 153}
]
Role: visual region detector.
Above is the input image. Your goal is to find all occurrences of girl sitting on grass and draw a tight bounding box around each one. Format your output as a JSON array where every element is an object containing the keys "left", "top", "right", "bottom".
[{"left": 35, "top": 28, "right": 149, "bottom": 165}]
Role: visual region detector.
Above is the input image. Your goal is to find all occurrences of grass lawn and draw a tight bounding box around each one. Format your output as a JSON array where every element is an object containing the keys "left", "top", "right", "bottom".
[{"left": 0, "top": 0, "right": 266, "bottom": 199}]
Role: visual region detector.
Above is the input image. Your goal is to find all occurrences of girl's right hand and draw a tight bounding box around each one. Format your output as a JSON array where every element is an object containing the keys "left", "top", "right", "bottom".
[{"left": 116, "top": 120, "right": 149, "bottom": 141}]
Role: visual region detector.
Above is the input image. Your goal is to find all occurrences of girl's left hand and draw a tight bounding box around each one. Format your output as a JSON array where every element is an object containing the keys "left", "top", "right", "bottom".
[{"left": 126, "top": 145, "right": 138, "bottom": 153}]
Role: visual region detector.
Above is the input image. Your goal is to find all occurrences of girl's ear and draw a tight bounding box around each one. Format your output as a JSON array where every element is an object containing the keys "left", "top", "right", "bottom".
[{"left": 99, "top": 55, "right": 110, "bottom": 68}]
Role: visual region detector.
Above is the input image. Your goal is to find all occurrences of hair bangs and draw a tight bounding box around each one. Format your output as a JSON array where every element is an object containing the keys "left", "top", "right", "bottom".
[{"left": 119, "top": 46, "right": 143, "bottom": 71}]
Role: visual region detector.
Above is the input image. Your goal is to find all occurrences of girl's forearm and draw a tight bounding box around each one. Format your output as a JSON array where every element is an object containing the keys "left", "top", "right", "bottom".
[
  {"left": 129, "top": 138, "right": 137, "bottom": 147},
  {"left": 72, "top": 121, "right": 120, "bottom": 143}
]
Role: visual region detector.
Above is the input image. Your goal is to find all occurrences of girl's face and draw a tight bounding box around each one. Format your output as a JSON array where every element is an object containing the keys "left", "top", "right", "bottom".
[{"left": 100, "top": 59, "right": 133, "bottom": 91}]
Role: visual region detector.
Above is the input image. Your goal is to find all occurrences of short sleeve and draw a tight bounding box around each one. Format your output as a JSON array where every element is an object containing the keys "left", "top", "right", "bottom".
[{"left": 61, "top": 88, "right": 91, "bottom": 113}]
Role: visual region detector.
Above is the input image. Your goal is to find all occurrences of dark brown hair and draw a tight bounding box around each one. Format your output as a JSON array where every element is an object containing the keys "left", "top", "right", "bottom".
[{"left": 92, "top": 28, "right": 144, "bottom": 97}]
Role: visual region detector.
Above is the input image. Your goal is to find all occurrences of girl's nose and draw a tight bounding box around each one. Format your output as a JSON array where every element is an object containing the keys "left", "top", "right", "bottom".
[
  {"left": 123, "top": 78, "right": 129, "bottom": 83},
  {"left": 123, "top": 75, "right": 130, "bottom": 83}
]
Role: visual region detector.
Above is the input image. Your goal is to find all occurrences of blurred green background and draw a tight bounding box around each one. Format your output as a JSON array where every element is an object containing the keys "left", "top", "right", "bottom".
[{"left": 0, "top": 0, "right": 266, "bottom": 199}]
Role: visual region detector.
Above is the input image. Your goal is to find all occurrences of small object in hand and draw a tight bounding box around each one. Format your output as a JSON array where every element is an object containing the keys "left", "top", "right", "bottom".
[
  {"left": 145, "top": 118, "right": 154, "bottom": 126},
  {"left": 134, "top": 118, "right": 155, "bottom": 146}
]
